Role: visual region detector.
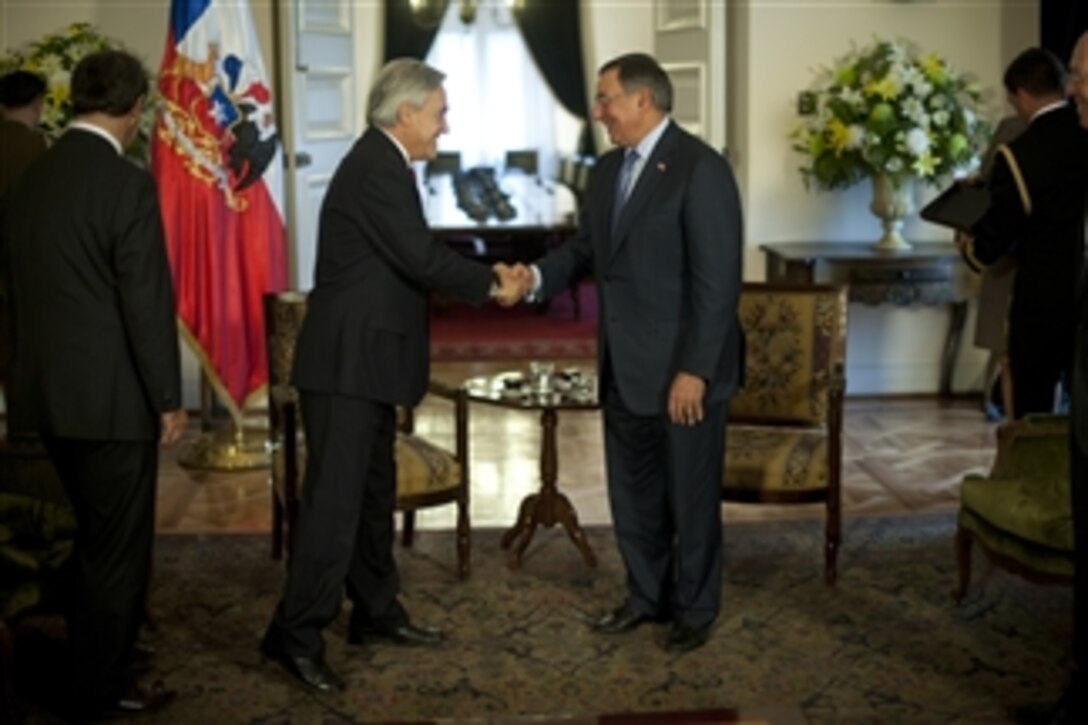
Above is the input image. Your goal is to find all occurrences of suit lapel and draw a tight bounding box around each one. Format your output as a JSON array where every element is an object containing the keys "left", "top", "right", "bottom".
[{"left": 609, "top": 123, "right": 679, "bottom": 260}]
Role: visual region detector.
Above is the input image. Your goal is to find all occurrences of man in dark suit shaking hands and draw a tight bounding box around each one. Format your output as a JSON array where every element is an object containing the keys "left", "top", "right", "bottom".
[
  {"left": 516, "top": 53, "right": 744, "bottom": 653},
  {"left": 1, "top": 50, "right": 187, "bottom": 717},
  {"left": 261, "top": 59, "right": 520, "bottom": 692}
]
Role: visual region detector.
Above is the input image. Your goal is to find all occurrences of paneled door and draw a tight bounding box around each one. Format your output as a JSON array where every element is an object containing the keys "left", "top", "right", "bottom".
[
  {"left": 277, "top": 0, "right": 360, "bottom": 290},
  {"left": 653, "top": 0, "right": 726, "bottom": 152}
]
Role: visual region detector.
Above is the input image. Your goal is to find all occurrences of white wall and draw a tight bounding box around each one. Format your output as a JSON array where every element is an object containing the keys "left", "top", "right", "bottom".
[{"left": 1, "top": 0, "right": 1043, "bottom": 402}]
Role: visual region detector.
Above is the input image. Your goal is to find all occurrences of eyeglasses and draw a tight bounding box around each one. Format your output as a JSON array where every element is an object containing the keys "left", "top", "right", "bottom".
[{"left": 593, "top": 91, "right": 628, "bottom": 108}]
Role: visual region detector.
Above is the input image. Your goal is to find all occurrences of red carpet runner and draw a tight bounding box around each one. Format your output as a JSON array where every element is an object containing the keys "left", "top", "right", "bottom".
[{"left": 430, "top": 281, "right": 597, "bottom": 361}]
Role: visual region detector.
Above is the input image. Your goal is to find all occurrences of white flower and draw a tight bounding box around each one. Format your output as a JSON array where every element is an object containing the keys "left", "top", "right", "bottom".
[
  {"left": 902, "top": 97, "right": 927, "bottom": 125},
  {"left": 931, "top": 109, "right": 951, "bottom": 127},
  {"left": 846, "top": 124, "right": 866, "bottom": 150},
  {"left": 886, "top": 157, "right": 905, "bottom": 173},
  {"left": 905, "top": 127, "right": 930, "bottom": 156},
  {"left": 839, "top": 87, "right": 864, "bottom": 107}
]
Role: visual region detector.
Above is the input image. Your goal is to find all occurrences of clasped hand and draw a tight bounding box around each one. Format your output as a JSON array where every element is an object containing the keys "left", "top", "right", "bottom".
[{"left": 491, "top": 263, "right": 535, "bottom": 307}]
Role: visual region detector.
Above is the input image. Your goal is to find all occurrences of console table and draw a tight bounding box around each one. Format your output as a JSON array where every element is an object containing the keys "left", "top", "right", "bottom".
[{"left": 760, "top": 242, "right": 968, "bottom": 397}]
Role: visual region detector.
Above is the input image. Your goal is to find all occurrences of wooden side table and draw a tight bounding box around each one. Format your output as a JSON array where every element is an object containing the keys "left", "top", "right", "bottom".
[
  {"left": 760, "top": 242, "right": 969, "bottom": 397},
  {"left": 463, "top": 370, "right": 599, "bottom": 569}
]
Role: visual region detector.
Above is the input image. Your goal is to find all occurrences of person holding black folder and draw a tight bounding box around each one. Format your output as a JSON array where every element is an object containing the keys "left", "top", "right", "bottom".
[{"left": 954, "top": 47, "right": 1088, "bottom": 419}]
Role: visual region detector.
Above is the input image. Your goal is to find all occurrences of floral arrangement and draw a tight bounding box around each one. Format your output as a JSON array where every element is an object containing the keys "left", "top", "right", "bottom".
[
  {"left": 791, "top": 38, "right": 991, "bottom": 191},
  {"left": 0, "top": 22, "right": 154, "bottom": 159}
]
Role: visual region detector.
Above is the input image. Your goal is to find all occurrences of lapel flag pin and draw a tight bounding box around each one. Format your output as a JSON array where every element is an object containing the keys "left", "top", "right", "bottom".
[{"left": 657, "top": 161, "right": 667, "bottom": 172}]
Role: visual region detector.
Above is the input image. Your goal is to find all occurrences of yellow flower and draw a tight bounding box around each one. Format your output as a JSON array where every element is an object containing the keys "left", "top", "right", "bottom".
[
  {"left": 920, "top": 53, "right": 947, "bottom": 84},
  {"left": 48, "top": 84, "right": 69, "bottom": 106},
  {"left": 827, "top": 118, "right": 851, "bottom": 154},
  {"left": 912, "top": 151, "right": 939, "bottom": 176},
  {"left": 864, "top": 76, "right": 899, "bottom": 101}
]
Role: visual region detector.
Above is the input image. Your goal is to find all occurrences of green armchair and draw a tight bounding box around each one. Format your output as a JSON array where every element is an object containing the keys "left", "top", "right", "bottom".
[
  {"left": 0, "top": 435, "right": 74, "bottom": 718},
  {"left": 954, "top": 414, "right": 1074, "bottom": 602}
]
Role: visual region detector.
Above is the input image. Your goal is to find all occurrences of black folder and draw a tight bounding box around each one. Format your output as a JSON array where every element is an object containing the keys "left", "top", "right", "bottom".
[{"left": 919, "top": 183, "right": 991, "bottom": 231}]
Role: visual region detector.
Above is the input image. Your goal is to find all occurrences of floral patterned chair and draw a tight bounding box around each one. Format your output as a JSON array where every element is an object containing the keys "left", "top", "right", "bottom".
[
  {"left": 954, "top": 414, "right": 1073, "bottom": 602},
  {"left": 263, "top": 292, "right": 472, "bottom": 579},
  {"left": 724, "top": 283, "right": 849, "bottom": 584}
]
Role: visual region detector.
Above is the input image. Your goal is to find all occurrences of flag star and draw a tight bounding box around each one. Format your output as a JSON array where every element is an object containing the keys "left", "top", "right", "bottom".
[{"left": 209, "top": 99, "right": 229, "bottom": 126}]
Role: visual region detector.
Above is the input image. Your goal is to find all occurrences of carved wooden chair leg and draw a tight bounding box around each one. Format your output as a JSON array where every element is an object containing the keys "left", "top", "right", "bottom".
[
  {"left": 456, "top": 501, "right": 470, "bottom": 580},
  {"left": 954, "top": 525, "right": 973, "bottom": 603},
  {"left": 401, "top": 510, "right": 416, "bottom": 547}
]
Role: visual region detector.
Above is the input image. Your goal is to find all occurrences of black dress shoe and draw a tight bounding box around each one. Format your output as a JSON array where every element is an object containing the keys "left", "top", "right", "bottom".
[
  {"left": 590, "top": 604, "right": 652, "bottom": 634},
  {"left": 664, "top": 621, "right": 712, "bottom": 653},
  {"left": 348, "top": 621, "right": 444, "bottom": 646},
  {"left": 72, "top": 681, "right": 176, "bottom": 720},
  {"left": 109, "top": 682, "right": 176, "bottom": 714},
  {"left": 260, "top": 642, "right": 345, "bottom": 693}
]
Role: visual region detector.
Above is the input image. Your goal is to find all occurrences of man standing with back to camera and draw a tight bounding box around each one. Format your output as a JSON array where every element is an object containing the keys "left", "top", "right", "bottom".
[
  {"left": 957, "top": 48, "right": 1088, "bottom": 419},
  {"left": 1, "top": 49, "right": 187, "bottom": 718},
  {"left": 514, "top": 52, "right": 744, "bottom": 653},
  {"left": 261, "top": 58, "right": 522, "bottom": 692}
]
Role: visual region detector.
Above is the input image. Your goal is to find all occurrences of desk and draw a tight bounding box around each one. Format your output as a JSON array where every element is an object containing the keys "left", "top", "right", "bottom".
[
  {"left": 463, "top": 368, "right": 598, "bottom": 569},
  {"left": 425, "top": 175, "right": 578, "bottom": 261},
  {"left": 761, "top": 242, "right": 968, "bottom": 397}
]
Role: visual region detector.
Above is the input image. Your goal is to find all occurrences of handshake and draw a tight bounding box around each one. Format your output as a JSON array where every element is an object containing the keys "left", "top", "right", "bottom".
[{"left": 491, "top": 263, "right": 537, "bottom": 307}]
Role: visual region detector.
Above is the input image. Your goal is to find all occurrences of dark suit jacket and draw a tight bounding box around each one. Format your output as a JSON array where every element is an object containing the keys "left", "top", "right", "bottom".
[
  {"left": 967, "top": 104, "right": 1088, "bottom": 321},
  {"left": 537, "top": 122, "right": 744, "bottom": 416},
  {"left": 1, "top": 128, "right": 181, "bottom": 440},
  {"left": 0, "top": 119, "right": 47, "bottom": 198},
  {"left": 1076, "top": 264, "right": 1088, "bottom": 454},
  {"left": 291, "top": 127, "right": 493, "bottom": 406}
]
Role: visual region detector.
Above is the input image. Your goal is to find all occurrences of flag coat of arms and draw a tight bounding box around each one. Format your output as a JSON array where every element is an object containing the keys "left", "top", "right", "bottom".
[{"left": 151, "top": 0, "right": 288, "bottom": 423}]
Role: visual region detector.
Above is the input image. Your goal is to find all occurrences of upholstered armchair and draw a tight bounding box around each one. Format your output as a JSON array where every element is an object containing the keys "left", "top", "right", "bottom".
[
  {"left": 723, "top": 283, "right": 849, "bottom": 584},
  {"left": 263, "top": 292, "right": 472, "bottom": 579},
  {"left": 954, "top": 414, "right": 1073, "bottom": 601}
]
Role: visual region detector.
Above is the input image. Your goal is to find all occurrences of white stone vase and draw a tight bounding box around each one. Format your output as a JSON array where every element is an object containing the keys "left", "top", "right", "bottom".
[{"left": 869, "top": 174, "right": 915, "bottom": 251}]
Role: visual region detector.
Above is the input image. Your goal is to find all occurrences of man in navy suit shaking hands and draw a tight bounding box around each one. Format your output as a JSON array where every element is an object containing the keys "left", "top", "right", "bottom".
[{"left": 515, "top": 53, "right": 744, "bottom": 653}]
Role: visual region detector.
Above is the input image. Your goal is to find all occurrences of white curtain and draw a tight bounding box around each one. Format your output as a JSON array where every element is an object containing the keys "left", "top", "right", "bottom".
[{"left": 425, "top": 1, "right": 581, "bottom": 177}]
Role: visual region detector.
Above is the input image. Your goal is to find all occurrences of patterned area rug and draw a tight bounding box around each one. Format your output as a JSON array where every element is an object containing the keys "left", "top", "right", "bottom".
[{"left": 12, "top": 514, "right": 1072, "bottom": 723}]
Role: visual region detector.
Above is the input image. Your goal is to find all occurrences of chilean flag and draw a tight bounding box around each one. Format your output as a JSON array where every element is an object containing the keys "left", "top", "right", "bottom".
[{"left": 151, "top": 0, "right": 288, "bottom": 423}]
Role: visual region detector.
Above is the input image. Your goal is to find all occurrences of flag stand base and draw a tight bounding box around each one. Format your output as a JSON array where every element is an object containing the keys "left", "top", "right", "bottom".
[{"left": 178, "top": 428, "right": 270, "bottom": 471}]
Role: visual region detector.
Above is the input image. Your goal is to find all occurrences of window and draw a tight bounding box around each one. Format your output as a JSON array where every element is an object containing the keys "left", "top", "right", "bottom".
[{"left": 425, "top": 1, "right": 582, "bottom": 176}]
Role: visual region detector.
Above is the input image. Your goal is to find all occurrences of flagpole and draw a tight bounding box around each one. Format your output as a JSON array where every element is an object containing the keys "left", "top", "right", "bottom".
[
  {"left": 177, "top": 371, "right": 270, "bottom": 471},
  {"left": 155, "top": 0, "right": 290, "bottom": 471}
]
